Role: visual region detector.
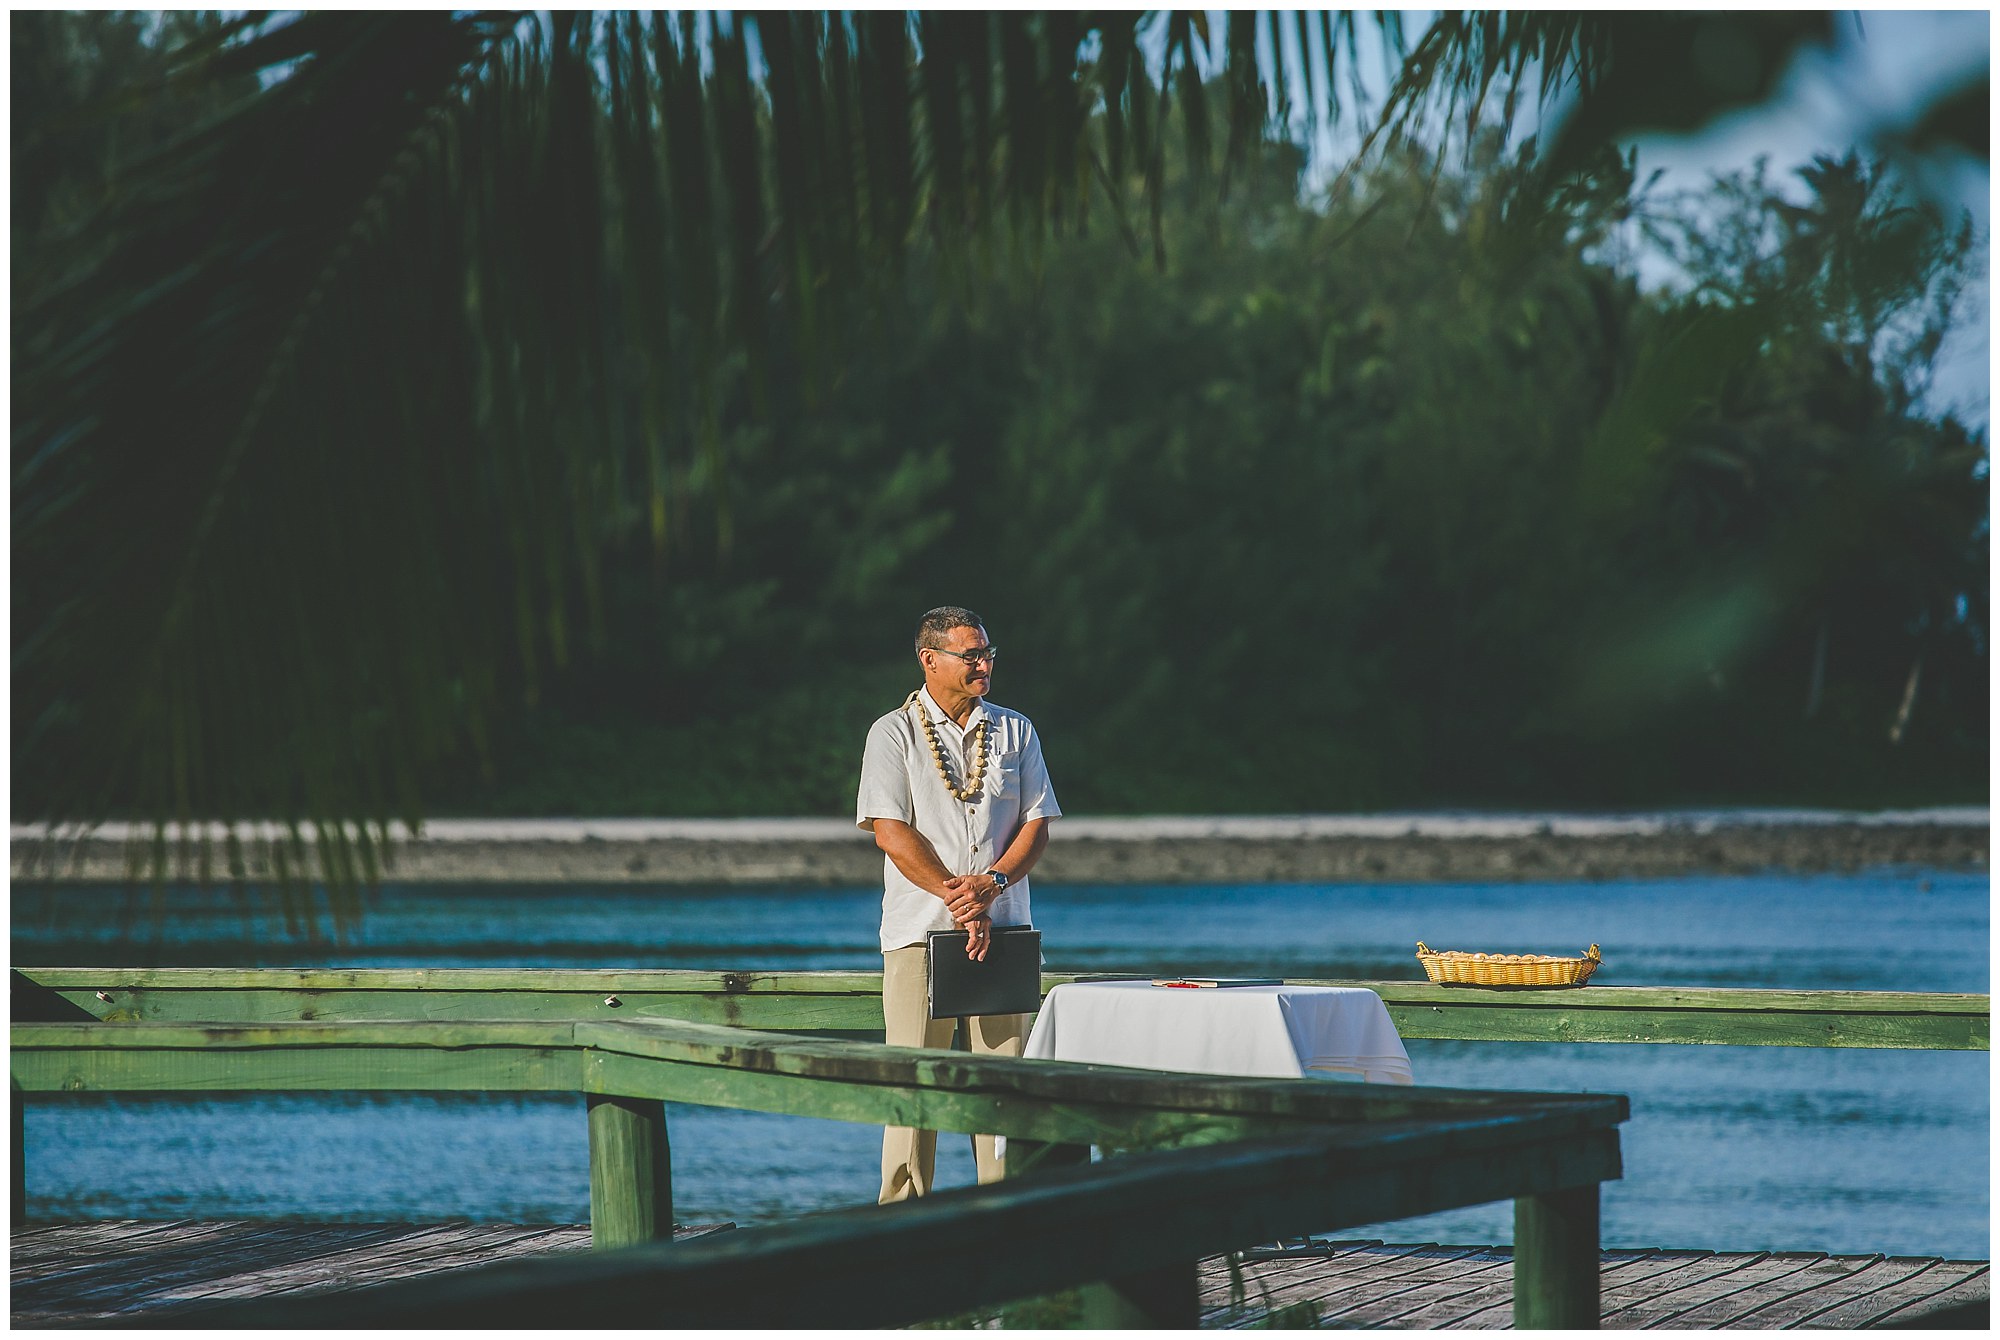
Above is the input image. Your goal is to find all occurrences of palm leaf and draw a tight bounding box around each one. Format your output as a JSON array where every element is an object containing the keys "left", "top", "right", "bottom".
[{"left": 13, "top": 10, "right": 1884, "bottom": 894}]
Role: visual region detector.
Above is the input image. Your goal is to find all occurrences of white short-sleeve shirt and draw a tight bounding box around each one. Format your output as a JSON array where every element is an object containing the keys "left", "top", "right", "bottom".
[{"left": 855, "top": 687, "right": 1061, "bottom": 952}]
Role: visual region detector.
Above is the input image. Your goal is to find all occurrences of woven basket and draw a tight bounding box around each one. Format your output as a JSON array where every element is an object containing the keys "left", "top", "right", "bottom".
[{"left": 1415, "top": 942, "right": 1602, "bottom": 988}]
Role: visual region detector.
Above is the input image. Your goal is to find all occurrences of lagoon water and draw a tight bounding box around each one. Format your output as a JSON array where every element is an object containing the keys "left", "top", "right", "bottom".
[{"left": 15, "top": 871, "right": 1990, "bottom": 1256}]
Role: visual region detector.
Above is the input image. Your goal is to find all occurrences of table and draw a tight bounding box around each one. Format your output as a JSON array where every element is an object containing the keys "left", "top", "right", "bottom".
[{"left": 1022, "top": 980, "right": 1414, "bottom": 1084}]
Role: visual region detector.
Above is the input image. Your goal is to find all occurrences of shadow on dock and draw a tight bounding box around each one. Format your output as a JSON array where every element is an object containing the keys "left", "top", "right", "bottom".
[{"left": 11, "top": 1221, "right": 1987, "bottom": 1329}]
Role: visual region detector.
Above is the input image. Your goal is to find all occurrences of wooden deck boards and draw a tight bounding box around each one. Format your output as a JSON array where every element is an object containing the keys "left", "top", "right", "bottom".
[
  {"left": 11, "top": 1222, "right": 1988, "bottom": 1328},
  {"left": 1206, "top": 1240, "right": 1988, "bottom": 1330}
]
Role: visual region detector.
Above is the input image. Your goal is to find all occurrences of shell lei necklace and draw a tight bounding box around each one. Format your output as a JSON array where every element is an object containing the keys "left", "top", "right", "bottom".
[{"left": 906, "top": 690, "right": 990, "bottom": 802}]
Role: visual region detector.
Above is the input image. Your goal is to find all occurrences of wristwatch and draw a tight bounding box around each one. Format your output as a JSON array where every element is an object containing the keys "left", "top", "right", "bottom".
[{"left": 985, "top": 868, "right": 1010, "bottom": 891}]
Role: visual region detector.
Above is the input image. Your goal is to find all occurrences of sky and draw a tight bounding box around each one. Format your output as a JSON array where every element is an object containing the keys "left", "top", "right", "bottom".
[
  {"left": 1260, "top": 9, "right": 1990, "bottom": 433},
  {"left": 1628, "top": 10, "right": 1989, "bottom": 432}
]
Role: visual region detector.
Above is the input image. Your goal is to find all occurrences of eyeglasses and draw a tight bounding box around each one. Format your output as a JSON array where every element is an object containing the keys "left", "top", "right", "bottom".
[{"left": 927, "top": 645, "right": 999, "bottom": 667}]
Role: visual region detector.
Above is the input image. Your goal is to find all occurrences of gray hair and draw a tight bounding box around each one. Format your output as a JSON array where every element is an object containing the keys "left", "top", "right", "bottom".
[{"left": 915, "top": 606, "right": 985, "bottom": 653}]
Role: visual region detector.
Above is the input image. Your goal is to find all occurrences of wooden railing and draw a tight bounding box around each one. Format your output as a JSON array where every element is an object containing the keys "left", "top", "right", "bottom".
[
  {"left": 11, "top": 967, "right": 1986, "bottom": 1326},
  {"left": 15, "top": 966, "right": 1989, "bottom": 1050},
  {"left": 13, "top": 1005, "right": 1624, "bottom": 1328}
]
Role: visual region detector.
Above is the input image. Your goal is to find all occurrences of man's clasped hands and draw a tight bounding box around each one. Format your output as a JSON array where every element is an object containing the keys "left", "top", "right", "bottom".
[{"left": 943, "top": 871, "right": 1002, "bottom": 960}]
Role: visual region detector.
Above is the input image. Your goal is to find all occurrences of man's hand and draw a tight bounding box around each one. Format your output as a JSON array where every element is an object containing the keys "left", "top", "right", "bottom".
[
  {"left": 963, "top": 915, "right": 993, "bottom": 961},
  {"left": 942, "top": 872, "right": 998, "bottom": 925}
]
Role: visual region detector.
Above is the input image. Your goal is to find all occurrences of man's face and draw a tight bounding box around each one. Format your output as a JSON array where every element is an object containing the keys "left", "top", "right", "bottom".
[{"left": 923, "top": 624, "right": 995, "bottom": 699}]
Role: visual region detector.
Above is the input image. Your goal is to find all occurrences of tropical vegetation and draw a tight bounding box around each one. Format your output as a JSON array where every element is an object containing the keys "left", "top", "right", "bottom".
[{"left": 13, "top": 13, "right": 1986, "bottom": 866}]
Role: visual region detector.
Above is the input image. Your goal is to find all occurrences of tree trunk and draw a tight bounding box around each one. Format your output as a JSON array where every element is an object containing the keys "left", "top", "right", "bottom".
[
  {"left": 1804, "top": 618, "right": 1828, "bottom": 717},
  {"left": 1888, "top": 653, "right": 1924, "bottom": 745}
]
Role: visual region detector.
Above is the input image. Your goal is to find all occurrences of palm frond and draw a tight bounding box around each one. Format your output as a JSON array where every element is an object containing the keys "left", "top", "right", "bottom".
[{"left": 13, "top": 10, "right": 1900, "bottom": 892}]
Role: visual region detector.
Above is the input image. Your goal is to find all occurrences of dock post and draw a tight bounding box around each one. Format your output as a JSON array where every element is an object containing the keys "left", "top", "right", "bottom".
[
  {"left": 1074, "top": 1261, "right": 1200, "bottom": 1329},
  {"left": 1001, "top": 1137, "right": 1089, "bottom": 1179},
  {"left": 1514, "top": 1183, "right": 1600, "bottom": 1328},
  {"left": 1004, "top": 1140, "right": 1198, "bottom": 1328},
  {"left": 587, "top": 1094, "right": 671, "bottom": 1250}
]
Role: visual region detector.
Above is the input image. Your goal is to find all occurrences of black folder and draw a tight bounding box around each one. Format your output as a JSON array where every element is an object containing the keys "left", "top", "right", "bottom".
[{"left": 926, "top": 927, "right": 1044, "bottom": 1019}]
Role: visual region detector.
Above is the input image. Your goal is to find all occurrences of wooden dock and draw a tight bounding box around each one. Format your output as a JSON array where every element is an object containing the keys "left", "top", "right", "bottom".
[
  {"left": 12, "top": 1222, "right": 1986, "bottom": 1328},
  {"left": 1204, "top": 1240, "right": 1989, "bottom": 1329},
  {"left": 14, "top": 970, "right": 1986, "bottom": 1327}
]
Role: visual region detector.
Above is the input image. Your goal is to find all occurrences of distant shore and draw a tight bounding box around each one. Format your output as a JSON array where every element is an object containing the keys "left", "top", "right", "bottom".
[{"left": 12, "top": 809, "right": 1986, "bottom": 884}]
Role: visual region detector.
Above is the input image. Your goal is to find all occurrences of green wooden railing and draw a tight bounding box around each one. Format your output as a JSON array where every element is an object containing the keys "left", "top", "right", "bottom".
[
  {"left": 16, "top": 966, "right": 1989, "bottom": 1050},
  {"left": 13, "top": 1007, "right": 1624, "bottom": 1328},
  {"left": 11, "top": 967, "right": 1987, "bottom": 1328}
]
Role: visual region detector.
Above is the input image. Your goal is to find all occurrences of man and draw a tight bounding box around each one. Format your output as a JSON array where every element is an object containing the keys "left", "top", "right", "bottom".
[{"left": 855, "top": 606, "right": 1060, "bottom": 1202}]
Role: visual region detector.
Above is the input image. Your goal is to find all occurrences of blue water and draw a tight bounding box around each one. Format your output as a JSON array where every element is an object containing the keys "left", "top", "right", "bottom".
[{"left": 14, "top": 872, "right": 1990, "bottom": 1256}]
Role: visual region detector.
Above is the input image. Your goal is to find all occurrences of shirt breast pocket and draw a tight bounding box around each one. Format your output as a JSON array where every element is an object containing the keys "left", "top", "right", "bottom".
[{"left": 985, "top": 749, "right": 1019, "bottom": 800}]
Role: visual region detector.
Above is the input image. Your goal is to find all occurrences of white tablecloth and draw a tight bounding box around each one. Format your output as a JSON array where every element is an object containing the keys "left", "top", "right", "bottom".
[{"left": 1021, "top": 980, "right": 1414, "bottom": 1084}]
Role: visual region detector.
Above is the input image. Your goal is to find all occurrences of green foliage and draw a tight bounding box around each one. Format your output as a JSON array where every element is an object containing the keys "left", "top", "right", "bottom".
[
  {"left": 430, "top": 133, "right": 1986, "bottom": 817},
  {"left": 11, "top": 11, "right": 1986, "bottom": 861}
]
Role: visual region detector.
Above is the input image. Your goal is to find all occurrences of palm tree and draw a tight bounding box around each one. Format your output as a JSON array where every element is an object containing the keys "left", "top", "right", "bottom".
[{"left": 11, "top": 10, "right": 1975, "bottom": 886}]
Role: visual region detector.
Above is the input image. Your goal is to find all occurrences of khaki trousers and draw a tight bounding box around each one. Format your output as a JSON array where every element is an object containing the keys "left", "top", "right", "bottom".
[{"left": 879, "top": 943, "right": 1027, "bottom": 1203}]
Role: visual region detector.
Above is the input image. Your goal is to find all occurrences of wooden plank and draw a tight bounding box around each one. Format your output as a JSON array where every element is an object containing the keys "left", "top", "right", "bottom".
[
  {"left": 572, "top": 1017, "right": 1630, "bottom": 1133},
  {"left": 1212, "top": 1240, "right": 1430, "bottom": 1307},
  {"left": 15, "top": 1225, "right": 530, "bottom": 1322},
  {"left": 1323, "top": 980, "right": 1991, "bottom": 1051},
  {"left": 12, "top": 1219, "right": 205, "bottom": 1265},
  {"left": 1670, "top": 1251, "right": 1904, "bottom": 1327},
  {"left": 13, "top": 1220, "right": 342, "bottom": 1292},
  {"left": 1514, "top": 1183, "right": 1601, "bottom": 1327},
  {"left": 13, "top": 1020, "right": 580, "bottom": 1049},
  {"left": 1657, "top": 1251, "right": 1897, "bottom": 1328},
  {"left": 1078, "top": 1244, "right": 1987, "bottom": 1332},
  {"left": 1799, "top": 1258, "right": 1987, "bottom": 1328},
  {"left": 189, "top": 1127, "right": 1620, "bottom": 1328},
  {"left": 1413, "top": 1247, "right": 1715, "bottom": 1330},
  {"left": 1410, "top": 1248, "right": 1781, "bottom": 1333},
  {"left": 1861, "top": 1263, "right": 1991, "bottom": 1329},
  {"left": 587, "top": 1096, "right": 672, "bottom": 1250},
  {"left": 580, "top": 1045, "right": 1262, "bottom": 1149},
  {"left": 1595, "top": 1247, "right": 1736, "bottom": 1298},
  {"left": 24, "top": 966, "right": 1984, "bottom": 1018},
  {"left": 11, "top": 1222, "right": 743, "bottom": 1326},
  {"left": 1606, "top": 1251, "right": 1829, "bottom": 1327},
  {"left": 154, "top": 1225, "right": 582, "bottom": 1305},
  {"left": 1597, "top": 1249, "right": 1769, "bottom": 1319},
  {"left": 19, "top": 967, "right": 1985, "bottom": 1051},
  {"left": 577, "top": 1040, "right": 1627, "bottom": 1154},
  {"left": 1374, "top": 999, "right": 1989, "bottom": 1051},
  {"left": 13, "top": 1222, "right": 423, "bottom": 1319},
  {"left": 1315, "top": 1248, "right": 1514, "bottom": 1327},
  {"left": 1198, "top": 1240, "right": 1391, "bottom": 1321},
  {"left": 1368, "top": 1254, "right": 1522, "bottom": 1328},
  {"left": 1353, "top": 981, "right": 1992, "bottom": 1017},
  {"left": 12, "top": 1224, "right": 304, "bottom": 1296},
  {"left": 16, "top": 1015, "right": 1627, "bottom": 1135},
  {"left": 12, "top": 1040, "right": 583, "bottom": 1096},
  {"left": 138, "top": 1223, "right": 730, "bottom": 1312},
  {"left": 16, "top": 967, "right": 887, "bottom": 994},
  {"left": 53, "top": 988, "right": 887, "bottom": 1033},
  {"left": 14, "top": 1018, "right": 1625, "bottom": 1169},
  {"left": 1235, "top": 1245, "right": 1493, "bottom": 1327},
  {"left": 47, "top": 1225, "right": 1965, "bottom": 1332}
]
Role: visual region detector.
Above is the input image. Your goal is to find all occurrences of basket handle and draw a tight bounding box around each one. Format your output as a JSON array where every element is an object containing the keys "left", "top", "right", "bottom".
[
  {"left": 1584, "top": 944, "right": 1601, "bottom": 962},
  {"left": 1415, "top": 942, "right": 1431, "bottom": 956}
]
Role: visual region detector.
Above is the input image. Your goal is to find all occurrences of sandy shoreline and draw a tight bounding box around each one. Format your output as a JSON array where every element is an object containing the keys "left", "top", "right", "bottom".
[{"left": 12, "top": 809, "right": 1987, "bottom": 884}]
